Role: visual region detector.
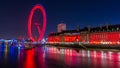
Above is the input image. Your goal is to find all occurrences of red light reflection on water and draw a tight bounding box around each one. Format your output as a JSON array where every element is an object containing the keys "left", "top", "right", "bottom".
[
  {"left": 47, "top": 47, "right": 120, "bottom": 68},
  {"left": 24, "top": 49, "right": 35, "bottom": 68},
  {"left": 18, "top": 47, "right": 46, "bottom": 68}
]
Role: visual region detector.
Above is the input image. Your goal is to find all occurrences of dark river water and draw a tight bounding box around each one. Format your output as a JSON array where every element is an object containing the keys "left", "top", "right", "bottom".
[{"left": 0, "top": 45, "right": 120, "bottom": 68}]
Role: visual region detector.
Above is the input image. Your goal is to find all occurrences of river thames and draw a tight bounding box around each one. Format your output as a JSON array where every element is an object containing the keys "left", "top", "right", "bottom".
[{"left": 0, "top": 45, "right": 120, "bottom": 68}]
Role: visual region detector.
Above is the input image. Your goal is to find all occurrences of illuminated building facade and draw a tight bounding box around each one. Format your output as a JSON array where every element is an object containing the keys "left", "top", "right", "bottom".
[
  {"left": 48, "top": 24, "right": 120, "bottom": 45},
  {"left": 57, "top": 23, "right": 66, "bottom": 32}
]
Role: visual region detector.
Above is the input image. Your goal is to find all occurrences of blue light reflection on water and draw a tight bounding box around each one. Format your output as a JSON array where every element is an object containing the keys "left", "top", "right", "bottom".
[{"left": 0, "top": 44, "right": 120, "bottom": 68}]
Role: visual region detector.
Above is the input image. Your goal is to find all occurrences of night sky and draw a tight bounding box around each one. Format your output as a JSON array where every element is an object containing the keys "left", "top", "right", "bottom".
[{"left": 0, "top": 0, "right": 120, "bottom": 39}]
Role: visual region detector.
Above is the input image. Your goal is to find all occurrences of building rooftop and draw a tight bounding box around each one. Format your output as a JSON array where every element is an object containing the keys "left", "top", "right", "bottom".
[{"left": 49, "top": 24, "right": 120, "bottom": 36}]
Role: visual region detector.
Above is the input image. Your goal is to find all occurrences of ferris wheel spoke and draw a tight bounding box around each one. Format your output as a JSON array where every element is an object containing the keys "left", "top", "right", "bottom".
[{"left": 36, "top": 25, "right": 42, "bottom": 34}]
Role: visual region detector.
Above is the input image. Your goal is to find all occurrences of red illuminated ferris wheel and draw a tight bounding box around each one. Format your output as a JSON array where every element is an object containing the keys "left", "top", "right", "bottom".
[{"left": 28, "top": 4, "right": 46, "bottom": 42}]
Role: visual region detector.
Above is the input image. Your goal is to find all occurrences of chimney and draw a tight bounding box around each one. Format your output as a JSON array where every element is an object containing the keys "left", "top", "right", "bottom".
[
  {"left": 100, "top": 24, "right": 102, "bottom": 29},
  {"left": 77, "top": 25, "right": 80, "bottom": 31},
  {"left": 106, "top": 22, "right": 108, "bottom": 30},
  {"left": 88, "top": 25, "right": 91, "bottom": 32}
]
